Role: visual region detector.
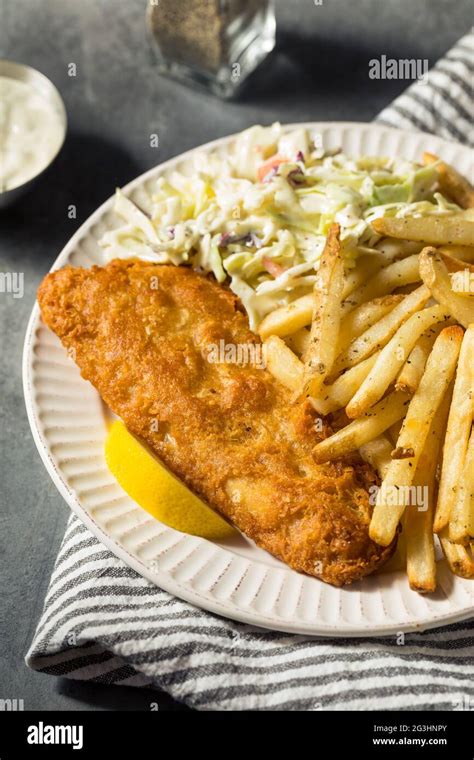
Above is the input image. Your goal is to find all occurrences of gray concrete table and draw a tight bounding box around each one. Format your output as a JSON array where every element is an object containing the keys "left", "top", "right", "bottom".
[{"left": 1, "top": 0, "right": 471, "bottom": 712}]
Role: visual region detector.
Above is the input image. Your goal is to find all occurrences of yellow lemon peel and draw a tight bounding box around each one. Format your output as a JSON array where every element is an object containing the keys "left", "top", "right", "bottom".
[{"left": 105, "top": 420, "right": 235, "bottom": 541}]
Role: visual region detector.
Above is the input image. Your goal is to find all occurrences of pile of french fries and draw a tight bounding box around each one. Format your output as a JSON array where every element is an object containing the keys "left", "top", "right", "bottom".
[{"left": 259, "top": 154, "right": 474, "bottom": 593}]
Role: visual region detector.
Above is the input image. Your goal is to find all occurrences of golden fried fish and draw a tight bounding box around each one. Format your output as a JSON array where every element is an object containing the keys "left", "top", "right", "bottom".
[{"left": 38, "top": 260, "right": 395, "bottom": 586}]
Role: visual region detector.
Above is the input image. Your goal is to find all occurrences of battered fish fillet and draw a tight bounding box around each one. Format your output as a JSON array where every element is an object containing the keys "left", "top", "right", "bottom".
[{"left": 38, "top": 260, "right": 395, "bottom": 586}]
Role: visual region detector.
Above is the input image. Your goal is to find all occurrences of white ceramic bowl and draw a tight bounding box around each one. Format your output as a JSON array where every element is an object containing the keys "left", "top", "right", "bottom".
[{"left": 0, "top": 59, "right": 67, "bottom": 207}]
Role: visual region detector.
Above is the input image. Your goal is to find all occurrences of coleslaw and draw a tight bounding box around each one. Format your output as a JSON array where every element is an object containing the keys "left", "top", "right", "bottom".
[{"left": 100, "top": 123, "right": 459, "bottom": 329}]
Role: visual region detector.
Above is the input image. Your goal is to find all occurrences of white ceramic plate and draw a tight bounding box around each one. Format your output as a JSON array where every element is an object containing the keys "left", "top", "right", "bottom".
[{"left": 24, "top": 122, "right": 474, "bottom": 636}]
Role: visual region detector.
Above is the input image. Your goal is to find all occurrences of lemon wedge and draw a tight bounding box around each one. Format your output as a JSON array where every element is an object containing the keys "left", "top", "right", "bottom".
[{"left": 105, "top": 420, "right": 235, "bottom": 540}]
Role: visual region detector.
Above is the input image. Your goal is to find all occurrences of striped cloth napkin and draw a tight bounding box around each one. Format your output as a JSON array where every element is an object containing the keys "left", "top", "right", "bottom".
[{"left": 26, "top": 31, "right": 474, "bottom": 711}]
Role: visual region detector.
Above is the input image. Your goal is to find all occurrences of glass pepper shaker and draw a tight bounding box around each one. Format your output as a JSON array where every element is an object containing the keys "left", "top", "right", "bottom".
[{"left": 147, "top": 0, "right": 276, "bottom": 98}]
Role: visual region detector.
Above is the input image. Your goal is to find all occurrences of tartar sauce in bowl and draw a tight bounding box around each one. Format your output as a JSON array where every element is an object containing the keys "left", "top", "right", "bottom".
[{"left": 0, "top": 62, "right": 66, "bottom": 195}]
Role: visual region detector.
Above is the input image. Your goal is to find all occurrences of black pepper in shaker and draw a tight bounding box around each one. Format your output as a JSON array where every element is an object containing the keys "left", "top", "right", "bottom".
[{"left": 147, "top": 0, "right": 276, "bottom": 98}]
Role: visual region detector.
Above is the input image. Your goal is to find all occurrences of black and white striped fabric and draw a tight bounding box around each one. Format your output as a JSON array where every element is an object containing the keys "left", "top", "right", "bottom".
[
  {"left": 376, "top": 31, "right": 473, "bottom": 146},
  {"left": 26, "top": 32, "right": 474, "bottom": 711}
]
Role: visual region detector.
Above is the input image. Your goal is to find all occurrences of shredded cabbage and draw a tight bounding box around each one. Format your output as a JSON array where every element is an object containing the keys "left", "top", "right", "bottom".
[{"left": 100, "top": 123, "right": 459, "bottom": 330}]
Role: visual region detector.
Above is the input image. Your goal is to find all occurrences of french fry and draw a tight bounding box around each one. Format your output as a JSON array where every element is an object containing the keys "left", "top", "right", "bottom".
[
  {"left": 392, "top": 283, "right": 420, "bottom": 295},
  {"left": 395, "top": 323, "right": 448, "bottom": 394},
  {"left": 440, "top": 529, "right": 474, "bottom": 579},
  {"left": 375, "top": 516, "right": 407, "bottom": 574},
  {"left": 434, "top": 326, "right": 474, "bottom": 533},
  {"left": 387, "top": 419, "right": 403, "bottom": 447},
  {"left": 445, "top": 261, "right": 474, "bottom": 300},
  {"left": 264, "top": 335, "right": 303, "bottom": 392},
  {"left": 423, "top": 152, "right": 474, "bottom": 209},
  {"left": 258, "top": 265, "right": 404, "bottom": 344},
  {"left": 359, "top": 435, "right": 393, "bottom": 479},
  {"left": 341, "top": 255, "right": 385, "bottom": 299},
  {"left": 345, "top": 305, "right": 451, "bottom": 418},
  {"left": 369, "top": 326, "right": 463, "bottom": 546},
  {"left": 311, "top": 352, "right": 380, "bottom": 416},
  {"left": 341, "top": 254, "right": 421, "bottom": 314},
  {"left": 333, "top": 285, "right": 431, "bottom": 373},
  {"left": 449, "top": 426, "right": 474, "bottom": 544},
  {"left": 284, "top": 327, "right": 310, "bottom": 356},
  {"left": 301, "top": 224, "right": 345, "bottom": 398},
  {"left": 258, "top": 294, "right": 314, "bottom": 340},
  {"left": 372, "top": 214, "right": 474, "bottom": 247},
  {"left": 312, "top": 391, "right": 410, "bottom": 463},
  {"left": 258, "top": 244, "right": 403, "bottom": 341},
  {"left": 438, "top": 251, "right": 474, "bottom": 273},
  {"left": 419, "top": 248, "right": 474, "bottom": 328},
  {"left": 438, "top": 244, "right": 474, "bottom": 262},
  {"left": 375, "top": 238, "right": 424, "bottom": 261},
  {"left": 405, "top": 391, "right": 451, "bottom": 593},
  {"left": 337, "top": 295, "right": 403, "bottom": 354}
]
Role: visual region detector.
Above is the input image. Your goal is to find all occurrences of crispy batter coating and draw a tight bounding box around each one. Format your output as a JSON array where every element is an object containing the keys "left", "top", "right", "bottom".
[{"left": 38, "top": 260, "right": 395, "bottom": 586}]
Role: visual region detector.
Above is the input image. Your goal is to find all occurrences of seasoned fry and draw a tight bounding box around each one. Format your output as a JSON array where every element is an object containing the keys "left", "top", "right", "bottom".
[
  {"left": 311, "top": 352, "right": 380, "bottom": 416},
  {"left": 449, "top": 426, "right": 474, "bottom": 544},
  {"left": 405, "top": 392, "right": 451, "bottom": 593},
  {"left": 438, "top": 251, "right": 474, "bottom": 273},
  {"left": 341, "top": 254, "right": 421, "bottom": 314},
  {"left": 333, "top": 285, "right": 431, "bottom": 373},
  {"left": 258, "top": 246, "right": 406, "bottom": 342},
  {"left": 438, "top": 244, "right": 474, "bottom": 262},
  {"left": 264, "top": 335, "right": 303, "bottom": 392},
  {"left": 392, "top": 283, "right": 420, "bottom": 295},
  {"left": 443, "top": 255, "right": 474, "bottom": 300},
  {"left": 359, "top": 435, "right": 393, "bottom": 479},
  {"left": 434, "top": 325, "right": 474, "bottom": 532},
  {"left": 375, "top": 238, "right": 424, "bottom": 261},
  {"left": 387, "top": 419, "right": 403, "bottom": 447},
  {"left": 440, "top": 529, "right": 474, "bottom": 579},
  {"left": 337, "top": 295, "right": 403, "bottom": 353},
  {"left": 372, "top": 214, "right": 474, "bottom": 247},
  {"left": 423, "top": 152, "right": 474, "bottom": 209},
  {"left": 345, "top": 305, "right": 450, "bottom": 418},
  {"left": 395, "top": 323, "right": 448, "bottom": 394},
  {"left": 258, "top": 267, "right": 405, "bottom": 344},
  {"left": 301, "top": 224, "right": 345, "bottom": 398},
  {"left": 375, "top": 517, "right": 408, "bottom": 574},
  {"left": 341, "top": 255, "right": 385, "bottom": 299},
  {"left": 419, "top": 248, "right": 474, "bottom": 329},
  {"left": 284, "top": 327, "right": 310, "bottom": 356},
  {"left": 369, "top": 326, "right": 463, "bottom": 546},
  {"left": 312, "top": 392, "right": 410, "bottom": 463},
  {"left": 258, "top": 294, "right": 313, "bottom": 340},
  {"left": 391, "top": 445, "right": 415, "bottom": 460}
]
